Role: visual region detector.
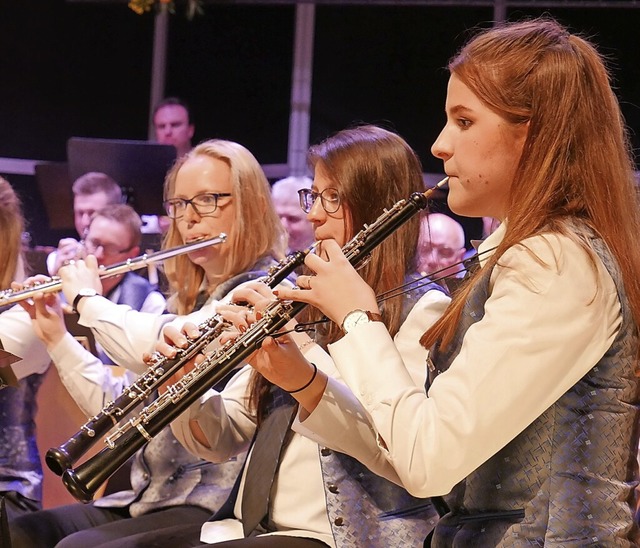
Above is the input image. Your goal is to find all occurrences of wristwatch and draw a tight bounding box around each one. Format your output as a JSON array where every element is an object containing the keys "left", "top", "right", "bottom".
[
  {"left": 72, "top": 288, "right": 98, "bottom": 314},
  {"left": 341, "top": 309, "right": 383, "bottom": 334}
]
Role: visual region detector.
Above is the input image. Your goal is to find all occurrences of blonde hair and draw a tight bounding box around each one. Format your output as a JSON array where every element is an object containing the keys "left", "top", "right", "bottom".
[
  {"left": 422, "top": 18, "right": 640, "bottom": 350},
  {"left": 0, "top": 177, "right": 25, "bottom": 288},
  {"left": 162, "top": 139, "right": 286, "bottom": 314}
]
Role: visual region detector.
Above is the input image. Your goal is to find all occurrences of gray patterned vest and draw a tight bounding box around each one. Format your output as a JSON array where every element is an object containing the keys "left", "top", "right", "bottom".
[
  {"left": 95, "top": 256, "right": 277, "bottom": 517},
  {"left": 429, "top": 235, "right": 640, "bottom": 547},
  {"left": 0, "top": 372, "right": 45, "bottom": 504},
  {"left": 319, "top": 276, "right": 445, "bottom": 546}
]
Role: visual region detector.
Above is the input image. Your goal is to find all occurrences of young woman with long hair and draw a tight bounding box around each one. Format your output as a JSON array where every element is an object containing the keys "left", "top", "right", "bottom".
[
  {"left": 249, "top": 18, "right": 640, "bottom": 545},
  {"left": 8, "top": 140, "right": 287, "bottom": 547}
]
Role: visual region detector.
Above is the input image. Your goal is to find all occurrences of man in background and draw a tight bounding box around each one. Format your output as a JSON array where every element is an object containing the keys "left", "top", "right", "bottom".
[
  {"left": 152, "top": 97, "right": 194, "bottom": 158},
  {"left": 271, "top": 176, "right": 315, "bottom": 253},
  {"left": 417, "top": 212, "right": 466, "bottom": 281},
  {"left": 48, "top": 172, "right": 122, "bottom": 275}
]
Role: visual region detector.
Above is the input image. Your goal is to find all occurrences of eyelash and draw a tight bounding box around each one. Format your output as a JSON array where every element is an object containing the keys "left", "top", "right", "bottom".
[{"left": 457, "top": 118, "right": 472, "bottom": 128}]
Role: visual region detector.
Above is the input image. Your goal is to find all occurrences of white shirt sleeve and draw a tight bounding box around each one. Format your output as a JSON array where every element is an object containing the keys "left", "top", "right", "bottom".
[
  {"left": 78, "top": 296, "right": 178, "bottom": 374},
  {"left": 294, "top": 288, "right": 450, "bottom": 484},
  {"left": 301, "top": 231, "right": 621, "bottom": 498},
  {"left": 170, "top": 365, "right": 258, "bottom": 462},
  {"left": 0, "top": 305, "right": 51, "bottom": 379},
  {"left": 48, "top": 332, "right": 135, "bottom": 417},
  {"left": 139, "top": 290, "right": 167, "bottom": 315}
]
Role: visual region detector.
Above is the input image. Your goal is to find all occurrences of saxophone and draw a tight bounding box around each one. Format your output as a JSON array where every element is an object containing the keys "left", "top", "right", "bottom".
[{"left": 59, "top": 179, "right": 447, "bottom": 503}]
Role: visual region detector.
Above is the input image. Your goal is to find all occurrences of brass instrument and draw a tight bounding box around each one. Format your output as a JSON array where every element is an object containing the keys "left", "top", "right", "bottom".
[
  {"left": 58, "top": 178, "right": 448, "bottom": 503},
  {"left": 0, "top": 234, "right": 228, "bottom": 307}
]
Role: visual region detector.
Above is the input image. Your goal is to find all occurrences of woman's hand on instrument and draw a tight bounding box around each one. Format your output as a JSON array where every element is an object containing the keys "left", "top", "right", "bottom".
[
  {"left": 274, "top": 239, "right": 379, "bottom": 327},
  {"left": 155, "top": 322, "right": 205, "bottom": 394},
  {"left": 15, "top": 276, "right": 67, "bottom": 349},
  {"left": 251, "top": 333, "right": 326, "bottom": 413},
  {"left": 58, "top": 255, "right": 103, "bottom": 307},
  {"left": 217, "top": 281, "right": 299, "bottom": 344}
]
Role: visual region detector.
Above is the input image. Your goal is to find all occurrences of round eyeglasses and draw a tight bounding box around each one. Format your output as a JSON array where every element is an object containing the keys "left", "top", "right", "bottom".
[
  {"left": 163, "top": 192, "right": 232, "bottom": 219},
  {"left": 84, "top": 237, "right": 133, "bottom": 256},
  {"left": 297, "top": 188, "right": 341, "bottom": 214}
]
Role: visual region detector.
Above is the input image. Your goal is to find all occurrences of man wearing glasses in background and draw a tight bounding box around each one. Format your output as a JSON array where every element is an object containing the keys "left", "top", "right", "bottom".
[{"left": 65, "top": 204, "right": 166, "bottom": 365}]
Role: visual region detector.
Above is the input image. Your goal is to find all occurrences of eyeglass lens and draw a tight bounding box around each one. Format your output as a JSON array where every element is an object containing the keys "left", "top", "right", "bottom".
[{"left": 297, "top": 188, "right": 341, "bottom": 214}]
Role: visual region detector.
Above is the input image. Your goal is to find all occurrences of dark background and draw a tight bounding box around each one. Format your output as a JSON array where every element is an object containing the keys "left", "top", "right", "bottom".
[{"left": 1, "top": 0, "right": 639, "bottom": 246}]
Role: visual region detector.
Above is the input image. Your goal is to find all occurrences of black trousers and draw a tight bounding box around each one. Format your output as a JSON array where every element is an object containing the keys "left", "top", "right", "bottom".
[{"left": 9, "top": 503, "right": 210, "bottom": 548}]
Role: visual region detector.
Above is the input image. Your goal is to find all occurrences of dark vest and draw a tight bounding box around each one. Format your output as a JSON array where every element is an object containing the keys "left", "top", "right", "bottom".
[
  {"left": 109, "top": 271, "right": 157, "bottom": 311},
  {"left": 429, "top": 235, "right": 640, "bottom": 547}
]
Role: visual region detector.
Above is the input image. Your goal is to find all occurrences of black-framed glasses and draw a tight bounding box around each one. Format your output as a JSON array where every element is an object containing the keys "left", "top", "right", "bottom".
[
  {"left": 163, "top": 192, "right": 232, "bottom": 219},
  {"left": 84, "top": 237, "right": 133, "bottom": 256},
  {"left": 297, "top": 188, "right": 341, "bottom": 214}
]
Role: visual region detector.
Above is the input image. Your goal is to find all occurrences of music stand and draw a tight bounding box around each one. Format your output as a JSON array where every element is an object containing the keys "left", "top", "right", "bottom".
[
  {"left": 67, "top": 137, "right": 177, "bottom": 215},
  {"left": 34, "top": 162, "right": 74, "bottom": 230}
]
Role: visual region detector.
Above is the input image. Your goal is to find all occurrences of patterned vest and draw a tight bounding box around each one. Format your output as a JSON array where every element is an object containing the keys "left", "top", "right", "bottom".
[
  {"left": 429, "top": 235, "right": 640, "bottom": 547},
  {"left": 96, "top": 256, "right": 277, "bottom": 517},
  {"left": 252, "top": 276, "right": 445, "bottom": 546},
  {"left": 0, "top": 372, "right": 45, "bottom": 504}
]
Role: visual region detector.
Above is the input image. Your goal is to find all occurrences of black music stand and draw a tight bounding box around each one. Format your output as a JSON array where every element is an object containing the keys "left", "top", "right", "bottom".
[{"left": 67, "top": 137, "right": 177, "bottom": 215}]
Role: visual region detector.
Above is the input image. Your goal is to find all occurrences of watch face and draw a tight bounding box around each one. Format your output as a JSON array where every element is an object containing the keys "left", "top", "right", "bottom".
[
  {"left": 80, "top": 288, "right": 97, "bottom": 297},
  {"left": 342, "top": 310, "right": 368, "bottom": 333}
]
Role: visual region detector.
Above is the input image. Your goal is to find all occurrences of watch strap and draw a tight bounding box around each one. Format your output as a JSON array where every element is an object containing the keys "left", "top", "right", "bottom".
[{"left": 72, "top": 289, "right": 97, "bottom": 314}]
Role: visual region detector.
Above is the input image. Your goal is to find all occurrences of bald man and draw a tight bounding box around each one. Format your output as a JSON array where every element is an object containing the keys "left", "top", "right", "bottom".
[
  {"left": 417, "top": 213, "right": 466, "bottom": 281},
  {"left": 271, "top": 176, "right": 315, "bottom": 253}
]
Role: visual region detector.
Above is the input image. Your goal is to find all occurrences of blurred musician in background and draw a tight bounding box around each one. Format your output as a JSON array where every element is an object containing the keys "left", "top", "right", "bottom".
[
  {"left": 0, "top": 176, "right": 52, "bottom": 525},
  {"left": 48, "top": 172, "right": 123, "bottom": 276}
]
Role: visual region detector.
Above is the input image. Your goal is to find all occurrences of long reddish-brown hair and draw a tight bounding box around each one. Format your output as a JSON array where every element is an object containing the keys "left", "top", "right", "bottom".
[{"left": 421, "top": 18, "right": 640, "bottom": 351}]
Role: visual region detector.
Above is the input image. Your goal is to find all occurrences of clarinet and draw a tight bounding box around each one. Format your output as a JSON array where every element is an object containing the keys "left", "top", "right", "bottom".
[
  {"left": 60, "top": 180, "right": 446, "bottom": 503},
  {"left": 46, "top": 248, "right": 310, "bottom": 476}
]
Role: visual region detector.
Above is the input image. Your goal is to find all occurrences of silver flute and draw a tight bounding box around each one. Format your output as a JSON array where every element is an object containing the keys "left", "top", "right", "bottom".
[{"left": 0, "top": 234, "right": 228, "bottom": 307}]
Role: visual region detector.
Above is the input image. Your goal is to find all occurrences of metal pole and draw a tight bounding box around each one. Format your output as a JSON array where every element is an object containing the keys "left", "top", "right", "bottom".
[
  {"left": 148, "top": 4, "right": 170, "bottom": 139},
  {"left": 493, "top": 0, "right": 507, "bottom": 22},
  {"left": 286, "top": 3, "right": 316, "bottom": 176}
]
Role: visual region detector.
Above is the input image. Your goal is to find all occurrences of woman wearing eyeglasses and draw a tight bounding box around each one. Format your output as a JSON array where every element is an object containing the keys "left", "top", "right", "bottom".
[
  {"left": 150, "top": 125, "right": 450, "bottom": 547},
  {"left": 9, "top": 140, "right": 286, "bottom": 547}
]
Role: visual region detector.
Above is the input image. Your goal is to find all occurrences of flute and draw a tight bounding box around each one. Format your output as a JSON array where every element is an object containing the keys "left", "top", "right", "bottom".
[{"left": 0, "top": 234, "right": 227, "bottom": 307}]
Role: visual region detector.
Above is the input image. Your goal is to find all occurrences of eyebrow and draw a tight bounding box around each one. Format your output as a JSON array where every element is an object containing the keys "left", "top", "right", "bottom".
[{"left": 447, "top": 104, "right": 474, "bottom": 116}]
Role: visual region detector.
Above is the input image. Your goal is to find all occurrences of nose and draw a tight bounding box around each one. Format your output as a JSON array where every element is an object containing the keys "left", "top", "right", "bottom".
[
  {"left": 431, "top": 126, "right": 452, "bottom": 161},
  {"left": 182, "top": 201, "right": 202, "bottom": 224},
  {"left": 306, "top": 195, "right": 324, "bottom": 224},
  {"left": 92, "top": 245, "right": 105, "bottom": 261}
]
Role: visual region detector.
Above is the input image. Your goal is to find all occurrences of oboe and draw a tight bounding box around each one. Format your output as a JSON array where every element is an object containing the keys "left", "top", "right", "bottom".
[
  {"left": 60, "top": 178, "right": 447, "bottom": 503},
  {"left": 46, "top": 245, "right": 313, "bottom": 476}
]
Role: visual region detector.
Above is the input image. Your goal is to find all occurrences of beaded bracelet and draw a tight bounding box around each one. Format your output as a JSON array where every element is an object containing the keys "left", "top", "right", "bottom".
[{"left": 286, "top": 362, "right": 318, "bottom": 394}]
